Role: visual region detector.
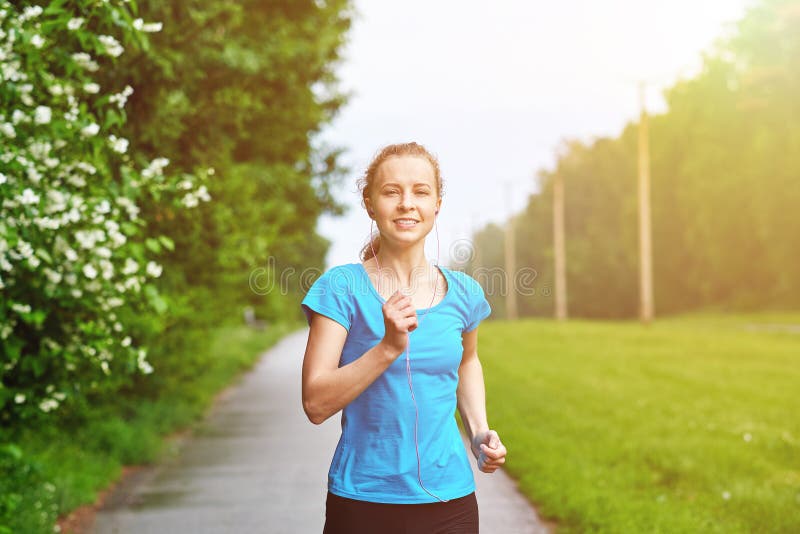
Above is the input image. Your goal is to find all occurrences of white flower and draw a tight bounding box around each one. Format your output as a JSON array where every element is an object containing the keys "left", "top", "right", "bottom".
[
  {"left": 28, "top": 255, "right": 40, "bottom": 268},
  {"left": 34, "top": 216, "right": 60, "bottom": 230},
  {"left": 95, "top": 246, "right": 112, "bottom": 259},
  {"left": 98, "top": 35, "right": 124, "bottom": 58},
  {"left": 108, "top": 135, "right": 129, "bottom": 154},
  {"left": 30, "top": 34, "right": 45, "bottom": 48},
  {"left": 44, "top": 268, "right": 62, "bottom": 284},
  {"left": 82, "top": 264, "right": 98, "bottom": 279},
  {"left": 26, "top": 167, "right": 42, "bottom": 184},
  {"left": 40, "top": 398, "right": 59, "bottom": 412},
  {"left": 137, "top": 349, "right": 153, "bottom": 374},
  {"left": 117, "top": 197, "right": 140, "bottom": 219},
  {"left": 71, "top": 52, "right": 99, "bottom": 72},
  {"left": 19, "top": 188, "right": 40, "bottom": 205},
  {"left": 23, "top": 6, "right": 43, "bottom": 20},
  {"left": 133, "top": 18, "right": 163, "bottom": 33},
  {"left": 100, "top": 361, "right": 110, "bottom": 375},
  {"left": 34, "top": 106, "right": 52, "bottom": 124},
  {"left": 64, "top": 248, "right": 78, "bottom": 261},
  {"left": 109, "top": 85, "right": 134, "bottom": 109},
  {"left": 81, "top": 123, "right": 100, "bottom": 137},
  {"left": 14, "top": 394, "right": 25, "bottom": 404},
  {"left": 121, "top": 336, "right": 131, "bottom": 347},
  {"left": 12, "top": 303, "right": 31, "bottom": 314},
  {"left": 122, "top": 258, "right": 139, "bottom": 275},
  {"left": 141, "top": 157, "right": 169, "bottom": 179},
  {"left": 0, "top": 172, "right": 6, "bottom": 184},
  {"left": 11, "top": 110, "right": 27, "bottom": 124},
  {"left": 109, "top": 231, "right": 126, "bottom": 247},
  {"left": 17, "top": 241, "right": 34, "bottom": 259},
  {"left": 67, "top": 18, "right": 84, "bottom": 31},
  {"left": 48, "top": 84, "right": 64, "bottom": 96},
  {"left": 182, "top": 193, "right": 198, "bottom": 208},
  {"left": 83, "top": 83, "right": 100, "bottom": 94},
  {"left": 95, "top": 200, "right": 111, "bottom": 214},
  {"left": 75, "top": 162, "right": 97, "bottom": 175},
  {"left": 146, "top": 261, "right": 162, "bottom": 278},
  {"left": 0, "top": 122, "right": 15, "bottom": 138},
  {"left": 1, "top": 323, "right": 14, "bottom": 340},
  {"left": 71, "top": 288, "right": 82, "bottom": 298},
  {"left": 99, "top": 260, "right": 114, "bottom": 280},
  {"left": 197, "top": 185, "right": 211, "bottom": 202}
]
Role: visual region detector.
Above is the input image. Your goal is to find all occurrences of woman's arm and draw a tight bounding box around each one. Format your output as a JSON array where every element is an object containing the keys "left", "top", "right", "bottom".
[
  {"left": 302, "top": 291, "right": 416, "bottom": 425},
  {"left": 457, "top": 327, "right": 507, "bottom": 473}
]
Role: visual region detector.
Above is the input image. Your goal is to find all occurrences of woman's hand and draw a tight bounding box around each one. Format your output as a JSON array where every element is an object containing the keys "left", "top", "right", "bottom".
[
  {"left": 472, "top": 430, "right": 507, "bottom": 473},
  {"left": 380, "top": 289, "right": 417, "bottom": 357}
]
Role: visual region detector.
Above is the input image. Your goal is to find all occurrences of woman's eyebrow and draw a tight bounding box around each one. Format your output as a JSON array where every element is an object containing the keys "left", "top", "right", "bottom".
[{"left": 380, "top": 182, "right": 432, "bottom": 188}]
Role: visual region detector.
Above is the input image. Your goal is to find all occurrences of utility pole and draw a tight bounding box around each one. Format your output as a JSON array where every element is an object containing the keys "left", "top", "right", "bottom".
[
  {"left": 638, "top": 83, "right": 655, "bottom": 323},
  {"left": 553, "top": 171, "right": 568, "bottom": 320},
  {"left": 504, "top": 181, "right": 518, "bottom": 320},
  {"left": 471, "top": 213, "right": 480, "bottom": 272}
]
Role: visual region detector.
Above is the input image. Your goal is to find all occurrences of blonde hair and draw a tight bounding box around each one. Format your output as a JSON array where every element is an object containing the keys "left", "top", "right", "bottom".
[{"left": 357, "top": 142, "right": 445, "bottom": 261}]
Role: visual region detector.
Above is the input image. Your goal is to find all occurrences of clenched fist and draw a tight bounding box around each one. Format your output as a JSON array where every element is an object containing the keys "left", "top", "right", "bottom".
[{"left": 381, "top": 289, "right": 417, "bottom": 357}]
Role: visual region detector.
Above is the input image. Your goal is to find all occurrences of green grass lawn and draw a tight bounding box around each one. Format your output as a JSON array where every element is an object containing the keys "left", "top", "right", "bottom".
[{"left": 479, "top": 311, "right": 800, "bottom": 533}]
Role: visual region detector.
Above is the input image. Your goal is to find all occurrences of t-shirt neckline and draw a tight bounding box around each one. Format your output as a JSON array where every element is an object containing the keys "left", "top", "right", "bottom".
[{"left": 355, "top": 262, "right": 451, "bottom": 313}]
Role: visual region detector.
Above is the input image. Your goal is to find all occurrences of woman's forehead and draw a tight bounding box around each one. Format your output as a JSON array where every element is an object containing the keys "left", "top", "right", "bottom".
[{"left": 375, "top": 155, "right": 436, "bottom": 186}]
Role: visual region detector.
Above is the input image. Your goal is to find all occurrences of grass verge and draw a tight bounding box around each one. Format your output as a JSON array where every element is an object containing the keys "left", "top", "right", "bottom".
[{"left": 479, "top": 311, "right": 800, "bottom": 533}]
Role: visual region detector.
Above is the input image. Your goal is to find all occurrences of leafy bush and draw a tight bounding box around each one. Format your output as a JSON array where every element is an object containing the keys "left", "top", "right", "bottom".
[{"left": 0, "top": 2, "right": 211, "bottom": 424}]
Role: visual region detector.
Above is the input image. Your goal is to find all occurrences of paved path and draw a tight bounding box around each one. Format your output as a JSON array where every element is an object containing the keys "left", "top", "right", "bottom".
[{"left": 92, "top": 329, "right": 551, "bottom": 533}]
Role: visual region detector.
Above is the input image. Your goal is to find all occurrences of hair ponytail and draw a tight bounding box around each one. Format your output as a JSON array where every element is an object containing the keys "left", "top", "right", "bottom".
[{"left": 360, "top": 232, "right": 381, "bottom": 262}]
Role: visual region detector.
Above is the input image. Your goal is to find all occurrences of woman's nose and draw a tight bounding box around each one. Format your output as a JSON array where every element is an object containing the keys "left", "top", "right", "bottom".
[{"left": 398, "top": 193, "right": 414, "bottom": 210}]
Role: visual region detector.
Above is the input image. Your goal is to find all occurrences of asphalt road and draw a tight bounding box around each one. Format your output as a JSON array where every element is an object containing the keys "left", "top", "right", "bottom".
[{"left": 92, "top": 329, "right": 551, "bottom": 533}]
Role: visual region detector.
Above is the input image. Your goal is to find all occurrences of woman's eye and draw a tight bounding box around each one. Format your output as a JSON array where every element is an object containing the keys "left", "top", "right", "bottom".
[{"left": 415, "top": 190, "right": 429, "bottom": 196}]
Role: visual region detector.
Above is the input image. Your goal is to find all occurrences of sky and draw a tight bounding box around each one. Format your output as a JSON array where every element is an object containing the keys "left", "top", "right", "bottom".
[{"left": 317, "top": 0, "right": 752, "bottom": 270}]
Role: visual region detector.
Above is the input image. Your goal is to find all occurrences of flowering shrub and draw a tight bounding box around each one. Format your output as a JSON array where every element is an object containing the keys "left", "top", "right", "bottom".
[{"left": 0, "top": 1, "right": 211, "bottom": 424}]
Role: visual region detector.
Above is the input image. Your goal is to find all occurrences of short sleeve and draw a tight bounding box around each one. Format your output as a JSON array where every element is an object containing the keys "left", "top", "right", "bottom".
[
  {"left": 300, "top": 267, "right": 354, "bottom": 331},
  {"left": 465, "top": 277, "right": 491, "bottom": 333}
]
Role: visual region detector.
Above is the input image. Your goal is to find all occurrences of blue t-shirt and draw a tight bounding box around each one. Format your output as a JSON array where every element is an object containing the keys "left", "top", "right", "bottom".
[{"left": 300, "top": 262, "right": 492, "bottom": 504}]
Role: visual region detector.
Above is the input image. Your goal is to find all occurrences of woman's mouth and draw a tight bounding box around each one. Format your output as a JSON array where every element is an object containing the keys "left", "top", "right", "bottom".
[{"left": 394, "top": 218, "right": 419, "bottom": 228}]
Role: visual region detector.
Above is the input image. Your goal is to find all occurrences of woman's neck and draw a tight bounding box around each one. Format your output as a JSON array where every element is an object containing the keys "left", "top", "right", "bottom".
[{"left": 372, "top": 245, "right": 433, "bottom": 289}]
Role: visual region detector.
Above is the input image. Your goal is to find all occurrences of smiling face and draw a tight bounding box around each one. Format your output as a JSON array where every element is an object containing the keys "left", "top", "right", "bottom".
[{"left": 366, "top": 155, "right": 442, "bottom": 248}]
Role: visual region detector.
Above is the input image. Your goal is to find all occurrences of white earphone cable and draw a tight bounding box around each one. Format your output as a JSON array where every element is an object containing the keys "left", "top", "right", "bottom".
[{"left": 368, "top": 215, "right": 449, "bottom": 503}]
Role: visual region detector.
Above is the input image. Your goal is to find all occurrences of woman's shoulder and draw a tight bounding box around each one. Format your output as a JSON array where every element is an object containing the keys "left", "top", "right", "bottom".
[
  {"left": 305, "top": 263, "right": 361, "bottom": 292},
  {"left": 440, "top": 267, "right": 486, "bottom": 298},
  {"left": 316, "top": 262, "right": 361, "bottom": 279}
]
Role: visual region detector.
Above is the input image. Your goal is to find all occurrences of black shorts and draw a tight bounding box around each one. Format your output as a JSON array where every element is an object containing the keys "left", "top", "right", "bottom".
[{"left": 322, "top": 490, "right": 479, "bottom": 534}]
